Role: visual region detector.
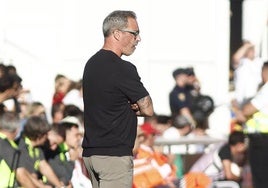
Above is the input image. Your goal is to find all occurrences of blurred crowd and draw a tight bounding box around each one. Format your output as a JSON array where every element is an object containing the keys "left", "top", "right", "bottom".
[
  {"left": 0, "top": 40, "right": 267, "bottom": 188},
  {"left": 0, "top": 63, "right": 89, "bottom": 188}
]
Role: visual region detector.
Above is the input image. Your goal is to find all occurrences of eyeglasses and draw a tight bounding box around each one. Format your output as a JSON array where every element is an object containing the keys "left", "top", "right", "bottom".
[{"left": 119, "top": 29, "right": 140, "bottom": 39}]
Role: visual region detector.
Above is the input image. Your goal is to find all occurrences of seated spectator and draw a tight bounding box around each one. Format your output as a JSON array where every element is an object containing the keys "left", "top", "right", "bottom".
[
  {"left": 133, "top": 125, "right": 145, "bottom": 157},
  {"left": 17, "top": 116, "right": 65, "bottom": 187},
  {"left": 163, "top": 115, "right": 192, "bottom": 139},
  {"left": 152, "top": 115, "right": 173, "bottom": 137},
  {"left": 0, "top": 112, "right": 36, "bottom": 188},
  {"left": 63, "top": 104, "right": 84, "bottom": 134},
  {"left": 189, "top": 131, "right": 247, "bottom": 185},
  {"left": 52, "top": 74, "right": 72, "bottom": 105},
  {"left": 62, "top": 79, "right": 83, "bottom": 111},
  {"left": 44, "top": 116, "right": 90, "bottom": 187},
  {"left": 51, "top": 102, "right": 65, "bottom": 123},
  {"left": 0, "top": 64, "right": 23, "bottom": 114},
  {"left": 133, "top": 122, "right": 179, "bottom": 188},
  {"left": 16, "top": 101, "right": 48, "bottom": 139},
  {"left": 42, "top": 123, "right": 65, "bottom": 153},
  {"left": 159, "top": 115, "right": 194, "bottom": 154},
  {"left": 25, "top": 101, "right": 47, "bottom": 120},
  {"left": 154, "top": 115, "right": 194, "bottom": 178}
]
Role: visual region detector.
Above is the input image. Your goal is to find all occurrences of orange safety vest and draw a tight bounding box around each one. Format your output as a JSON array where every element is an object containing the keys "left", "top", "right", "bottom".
[
  {"left": 133, "top": 158, "right": 164, "bottom": 188},
  {"left": 180, "top": 172, "right": 211, "bottom": 188},
  {"left": 133, "top": 145, "right": 177, "bottom": 188}
]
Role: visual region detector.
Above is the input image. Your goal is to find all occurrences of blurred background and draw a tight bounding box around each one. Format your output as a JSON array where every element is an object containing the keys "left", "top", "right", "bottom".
[{"left": 0, "top": 0, "right": 267, "bottom": 134}]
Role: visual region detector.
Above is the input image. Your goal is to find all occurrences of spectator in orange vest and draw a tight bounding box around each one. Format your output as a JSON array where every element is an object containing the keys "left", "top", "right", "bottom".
[{"left": 133, "top": 122, "right": 180, "bottom": 188}]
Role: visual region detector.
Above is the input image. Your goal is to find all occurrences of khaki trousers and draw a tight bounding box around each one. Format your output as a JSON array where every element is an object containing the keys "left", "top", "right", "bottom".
[{"left": 83, "top": 155, "right": 133, "bottom": 188}]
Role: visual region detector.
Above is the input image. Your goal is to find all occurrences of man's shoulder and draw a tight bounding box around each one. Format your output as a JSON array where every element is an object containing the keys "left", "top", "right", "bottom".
[
  {"left": 0, "top": 138, "right": 15, "bottom": 152},
  {"left": 218, "top": 143, "right": 231, "bottom": 158}
]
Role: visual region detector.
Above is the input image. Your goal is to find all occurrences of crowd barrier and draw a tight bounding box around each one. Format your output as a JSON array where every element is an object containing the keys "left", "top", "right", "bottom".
[{"left": 154, "top": 136, "right": 226, "bottom": 173}]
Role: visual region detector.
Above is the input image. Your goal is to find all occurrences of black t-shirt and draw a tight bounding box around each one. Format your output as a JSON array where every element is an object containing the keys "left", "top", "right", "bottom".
[
  {"left": 218, "top": 144, "right": 232, "bottom": 161},
  {"left": 82, "top": 49, "right": 149, "bottom": 157}
]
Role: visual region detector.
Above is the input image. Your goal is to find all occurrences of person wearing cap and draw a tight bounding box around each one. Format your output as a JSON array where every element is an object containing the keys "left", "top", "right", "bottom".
[
  {"left": 184, "top": 67, "right": 202, "bottom": 99},
  {"left": 169, "top": 68, "right": 196, "bottom": 128},
  {"left": 133, "top": 122, "right": 179, "bottom": 188}
]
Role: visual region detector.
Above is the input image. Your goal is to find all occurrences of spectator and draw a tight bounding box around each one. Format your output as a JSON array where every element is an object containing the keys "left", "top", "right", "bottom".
[
  {"left": 16, "top": 101, "right": 48, "bottom": 139},
  {"left": 190, "top": 131, "right": 247, "bottom": 184},
  {"left": 169, "top": 68, "right": 195, "bottom": 127},
  {"left": 0, "top": 112, "right": 36, "bottom": 188},
  {"left": 62, "top": 79, "right": 83, "bottom": 111},
  {"left": 169, "top": 67, "right": 214, "bottom": 131},
  {"left": 45, "top": 116, "right": 82, "bottom": 187},
  {"left": 134, "top": 122, "right": 179, "bottom": 188},
  {"left": 63, "top": 104, "right": 84, "bottom": 134},
  {"left": 17, "top": 116, "right": 64, "bottom": 187},
  {"left": 231, "top": 41, "right": 264, "bottom": 108},
  {"left": 42, "top": 123, "right": 65, "bottom": 152},
  {"left": 26, "top": 101, "right": 47, "bottom": 120},
  {"left": 0, "top": 64, "right": 23, "bottom": 114},
  {"left": 161, "top": 114, "right": 192, "bottom": 140},
  {"left": 52, "top": 74, "right": 72, "bottom": 105},
  {"left": 133, "top": 125, "right": 145, "bottom": 156},
  {"left": 51, "top": 102, "right": 65, "bottom": 123},
  {"left": 184, "top": 66, "right": 201, "bottom": 97},
  {"left": 157, "top": 114, "right": 194, "bottom": 177}
]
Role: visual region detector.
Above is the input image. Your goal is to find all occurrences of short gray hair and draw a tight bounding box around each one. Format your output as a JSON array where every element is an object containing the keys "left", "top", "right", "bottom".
[
  {"left": 102, "top": 10, "right": 137, "bottom": 37},
  {"left": 0, "top": 112, "right": 20, "bottom": 132}
]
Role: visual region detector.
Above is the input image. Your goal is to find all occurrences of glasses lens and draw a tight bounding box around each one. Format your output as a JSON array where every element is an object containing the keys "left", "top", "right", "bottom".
[{"left": 120, "top": 30, "right": 139, "bottom": 38}]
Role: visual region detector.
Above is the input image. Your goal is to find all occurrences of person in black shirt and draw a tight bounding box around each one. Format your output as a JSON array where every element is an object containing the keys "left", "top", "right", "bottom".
[
  {"left": 82, "top": 10, "right": 154, "bottom": 188},
  {"left": 190, "top": 131, "right": 247, "bottom": 183}
]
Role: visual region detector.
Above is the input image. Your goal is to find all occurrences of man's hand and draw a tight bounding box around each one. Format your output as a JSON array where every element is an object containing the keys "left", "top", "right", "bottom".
[{"left": 131, "top": 103, "right": 139, "bottom": 111}]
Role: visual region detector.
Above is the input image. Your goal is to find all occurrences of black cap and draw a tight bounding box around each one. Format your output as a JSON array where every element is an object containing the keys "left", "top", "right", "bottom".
[
  {"left": 172, "top": 68, "right": 187, "bottom": 78},
  {"left": 185, "top": 67, "right": 195, "bottom": 76}
]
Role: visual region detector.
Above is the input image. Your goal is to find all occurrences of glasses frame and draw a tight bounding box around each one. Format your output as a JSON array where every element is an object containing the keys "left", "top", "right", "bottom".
[{"left": 119, "top": 29, "right": 140, "bottom": 38}]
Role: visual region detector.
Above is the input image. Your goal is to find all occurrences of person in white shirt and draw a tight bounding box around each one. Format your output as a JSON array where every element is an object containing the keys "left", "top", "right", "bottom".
[{"left": 232, "top": 42, "right": 264, "bottom": 108}]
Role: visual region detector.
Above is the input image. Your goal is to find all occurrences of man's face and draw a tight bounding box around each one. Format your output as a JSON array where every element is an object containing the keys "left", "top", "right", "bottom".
[
  {"left": 235, "top": 142, "right": 247, "bottom": 154},
  {"left": 121, "top": 18, "right": 141, "bottom": 56},
  {"left": 65, "top": 126, "right": 81, "bottom": 149},
  {"left": 48, "top": 131, "right": 64, "bottom": 150}
]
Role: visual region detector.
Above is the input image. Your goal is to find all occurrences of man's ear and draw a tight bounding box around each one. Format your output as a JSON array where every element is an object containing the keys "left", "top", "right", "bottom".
[{"left": 113, "top": 30, "right": 121, "bottom": 41}]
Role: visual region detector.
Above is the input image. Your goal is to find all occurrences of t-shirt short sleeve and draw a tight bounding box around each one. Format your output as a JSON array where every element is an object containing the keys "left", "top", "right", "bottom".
[
  {"left": 118, "top": 62, "right": 149, "bottom": 103},
  {"left": 218, "top": 144, "right": 231, "bottom": 161}
]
